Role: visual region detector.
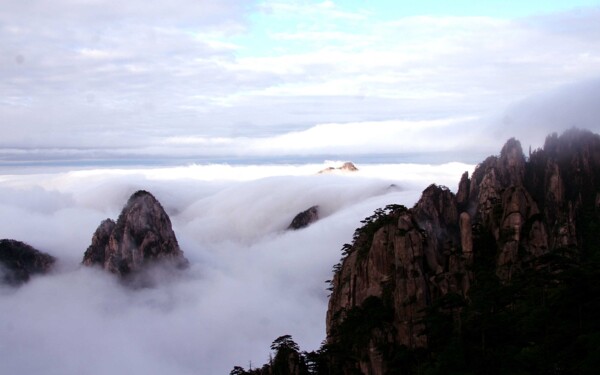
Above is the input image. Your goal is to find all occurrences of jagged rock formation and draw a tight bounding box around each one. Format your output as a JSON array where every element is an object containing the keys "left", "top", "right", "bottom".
[
  {"left": 0, "top": 239, "right": 55, "bottom": 285},
  {"left": 318, "top": 162, "right": 359, "bottom": 174},
  {"left": 230, "top": 129, "right": 600, "bottom": 375},
  {"left": 324, "top": 128, "right": 600, "bottom": 374},
  {"left": 288, "top": 206, "right": 319, "bottom": 230},
  {"left": 82, "top": 190, "right": 188, "bottom": 278}
]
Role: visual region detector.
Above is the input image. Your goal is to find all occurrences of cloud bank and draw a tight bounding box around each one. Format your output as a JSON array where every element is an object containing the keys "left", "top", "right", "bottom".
[
  {"left": 2, "top": 1, "right": 600, "bottom": 163},
  {"left": 0, "top": 162, "right": 471, "bottom": 374}
]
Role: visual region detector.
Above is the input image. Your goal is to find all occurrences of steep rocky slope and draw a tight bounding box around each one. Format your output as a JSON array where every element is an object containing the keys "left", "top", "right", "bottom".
[
  {"left": 82, "top": 190, "right": 188, "bottom": 278},
  {"left": 323, "top": 128, "right": 600, "bottom": 374},
  {"left": 230, "top": 128, "right": 600, "bottom": 375},
  {"left": 0, "top": 239, "right": 55, "bottom": 285}
]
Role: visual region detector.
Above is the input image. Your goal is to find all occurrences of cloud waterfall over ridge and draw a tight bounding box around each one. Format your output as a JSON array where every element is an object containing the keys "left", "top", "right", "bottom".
[{"left": 0, "top": 162, "right": 470, "bottom": 374}]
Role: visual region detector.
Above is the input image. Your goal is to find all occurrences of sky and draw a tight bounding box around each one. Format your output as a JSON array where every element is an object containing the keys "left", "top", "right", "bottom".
[{"left": 2, "top": 0, "right": 600, "bottom": 167}]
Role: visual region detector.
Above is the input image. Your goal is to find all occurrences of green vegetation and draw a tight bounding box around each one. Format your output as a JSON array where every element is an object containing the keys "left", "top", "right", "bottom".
[
  {"left": 352, "top": 204, "right": 406, "bottom": 258},
  {"left": 325, "top": 205, "right": 407, "bottom": 295},
  {"left": 229, "top": 335, "right": 310, "bottom": 375}
]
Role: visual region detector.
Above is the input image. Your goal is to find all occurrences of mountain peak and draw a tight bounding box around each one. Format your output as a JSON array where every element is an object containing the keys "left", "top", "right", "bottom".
[
  {"left": 321, "top": 128, "right": 600, "bottom": 373},
  {"left": 82, "top": 190, "right": 188, "bottom": 279},
  {"left": 0, "top": 239, "right": 55, "bottom": 285}
]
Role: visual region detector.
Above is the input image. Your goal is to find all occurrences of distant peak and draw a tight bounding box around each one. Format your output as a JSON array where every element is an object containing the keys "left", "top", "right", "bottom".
[{"left": 318, "top": 161, "right": 359, "bottom": 174}]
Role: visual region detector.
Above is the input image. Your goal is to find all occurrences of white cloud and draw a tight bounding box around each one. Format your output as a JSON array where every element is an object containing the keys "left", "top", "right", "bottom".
[
  {"left": 0, "top": 162, "right": 472, "bottom": 374},
  {"left": 1, "top": 2, "right": 600, "bottom": 165}
]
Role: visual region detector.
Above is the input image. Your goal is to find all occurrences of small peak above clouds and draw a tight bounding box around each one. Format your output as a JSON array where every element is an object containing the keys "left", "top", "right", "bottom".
[
  {"left": 0, "top": 239, "right": 55, "bottom": 286},
  {"left": 82, "top": 190, "right": 188, "bottom": 282},
  {"left": 318, "top": 161, "right": 359, "bottom": 174}
]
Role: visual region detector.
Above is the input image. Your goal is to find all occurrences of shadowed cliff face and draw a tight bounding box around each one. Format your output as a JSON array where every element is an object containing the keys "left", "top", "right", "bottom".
[
  {"left": 0, "top": 239, "right": 55, "bottom": 285},
  {"left": 325, "top": 128, "right": 600, "bottom": 375},
  {"left": 82, "top": 190, "right": 188, "bottom": 278}
]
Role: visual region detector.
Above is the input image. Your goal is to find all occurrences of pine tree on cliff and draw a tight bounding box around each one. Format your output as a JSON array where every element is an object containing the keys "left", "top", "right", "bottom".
[{"left": 270, "top": 335, "right": 309, "bottom": 375}]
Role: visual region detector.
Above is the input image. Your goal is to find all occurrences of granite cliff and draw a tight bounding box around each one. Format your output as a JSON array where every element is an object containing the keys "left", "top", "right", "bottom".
[
  {"left": 324, "top": 128, "right": 600, "bottom": 374},
  {"left": 82, "top": 190, "right": 188, "bottom": 278},
  {"left": 230, "top": 128, "right": 600, "bottom": 375}
]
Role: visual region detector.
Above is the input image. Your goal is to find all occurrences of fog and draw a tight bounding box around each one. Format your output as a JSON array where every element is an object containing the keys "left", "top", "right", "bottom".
[
  {"left": 0, "top": 162, "right": 470, "bottom": 374},
  {"left": 490, "top": 77, "right": 600, "bottom": 150}
]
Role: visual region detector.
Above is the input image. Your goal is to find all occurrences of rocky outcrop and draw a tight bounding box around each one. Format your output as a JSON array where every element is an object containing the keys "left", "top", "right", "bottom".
[
  {"left": 82, "top": 190, "right": 188, "bottom": 278},
  {"left": 324, "top": 128, "right": 600, "bottom": 374},
  {"left": 318, "top": 162, "right": 359, "bottom": 174},
  {"left": 0, "top": 239, "right": 55, "bottom": 285},
  {"left": 288, "top": 206, "right": 319, "bottom": 230}
]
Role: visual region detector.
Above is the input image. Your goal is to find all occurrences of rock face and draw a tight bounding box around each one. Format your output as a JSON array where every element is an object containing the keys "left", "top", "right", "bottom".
[
  {"left": 82, "top": 190, "right": 188, "bottom": 278},
  {"left": 325, "top": 129, "right": 600, "bottom": 374},
  {"left": 0, "top": 239, "right": 55, "bottom": 285},
  {"left": 288, "top": 206, "right": 319, "bottom": 230}
]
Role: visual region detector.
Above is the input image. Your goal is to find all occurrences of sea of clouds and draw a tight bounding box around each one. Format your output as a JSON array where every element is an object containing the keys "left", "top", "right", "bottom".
[{"left": 0, "top": 161, "right": 471, "bottom": 374}]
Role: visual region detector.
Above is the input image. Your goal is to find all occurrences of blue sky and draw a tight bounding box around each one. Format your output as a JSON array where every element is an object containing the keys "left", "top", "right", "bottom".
[
  {"left": 1, "top": 0, "right": 600, "bottom": 165},
  {"left": 348, "top": 0, "right": 599, "bottom": 17},
  {"left": 236, "top": 0, "right": 600, "bottom": 56}
]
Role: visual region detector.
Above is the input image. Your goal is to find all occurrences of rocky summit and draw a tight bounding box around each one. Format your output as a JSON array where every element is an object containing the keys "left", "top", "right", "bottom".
[
  {"left": 82, "top": 190, "right": 188, "bottom": 278},
  {"left": 288, "top": 206, "right": 319, "bottom": 230},
  {"left": 0, "top": 239, "right": 55, "bottom": 285},
  {"left": 318, "top": 162, "right": 359, "bottom": 174},
  {"left": 324, "top": 128, "right": 600, "bottom": 374}
]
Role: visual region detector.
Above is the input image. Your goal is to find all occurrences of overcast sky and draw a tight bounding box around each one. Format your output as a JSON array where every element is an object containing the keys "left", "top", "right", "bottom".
[{"left": 2, "top": 0, "right": 600, "bottom": 165}]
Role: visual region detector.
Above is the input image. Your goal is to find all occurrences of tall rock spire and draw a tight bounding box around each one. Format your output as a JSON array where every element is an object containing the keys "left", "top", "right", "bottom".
[{"left": 83, "top": 190, "right": 188, "bottom": 278}]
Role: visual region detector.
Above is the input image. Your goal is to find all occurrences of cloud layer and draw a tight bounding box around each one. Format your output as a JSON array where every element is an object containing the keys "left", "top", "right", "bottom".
[
  {"left": 0, "top": 162, "right": 471, "bottom": 374},
  {"left": 2, "top": 1, "right": 600, "bottom": 162}
]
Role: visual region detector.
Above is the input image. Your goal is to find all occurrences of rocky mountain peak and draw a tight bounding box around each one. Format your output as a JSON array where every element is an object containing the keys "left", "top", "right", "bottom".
[
  {"left": 318, "top": 162, "right": 359, "bottom": 174},
  {"left": 82, "top": 190, "right": 188, "bottom": 278},
  {"left": 499, "top": 137, "right": 526, "bottom": 186},
  {"left": 288, "top": 206, "right": 319, "bottom": 230},
  {"left": 322, "top": 128, "right": 600, "bottom": 374},
  {"left": 0, "top": 239, "right": 55, "bottom": 285}
]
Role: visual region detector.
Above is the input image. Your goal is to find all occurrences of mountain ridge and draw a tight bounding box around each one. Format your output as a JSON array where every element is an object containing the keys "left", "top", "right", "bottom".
[{"left": 230, "top": 128, "right": 600, "bottom": 375}]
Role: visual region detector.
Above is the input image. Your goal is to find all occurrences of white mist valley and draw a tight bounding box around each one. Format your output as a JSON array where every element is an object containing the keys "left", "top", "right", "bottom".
[{"left": 0, "top": 162, "right": 471, "bottom": 374}]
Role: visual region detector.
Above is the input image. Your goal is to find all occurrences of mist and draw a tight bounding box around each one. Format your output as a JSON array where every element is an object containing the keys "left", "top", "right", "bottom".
[
  {"left": 489, "top": 77, "right": 600, "bottom": 150},
  {"left": 0, "top": 162, "right": 471, "bottom": 374}
]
